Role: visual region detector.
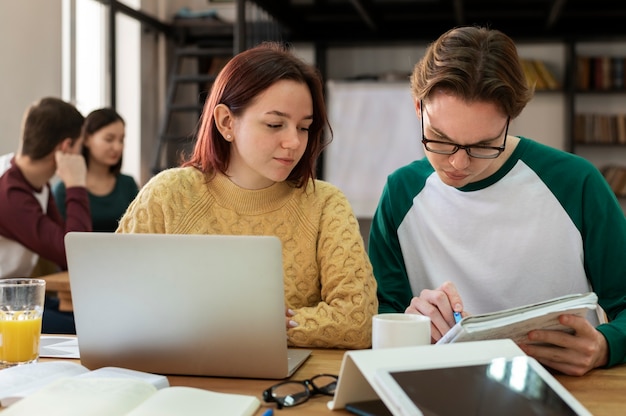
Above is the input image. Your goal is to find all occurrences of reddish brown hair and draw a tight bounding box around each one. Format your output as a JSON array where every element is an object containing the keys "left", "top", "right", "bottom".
[{"left": 182, "top": 42, "right": 332, "bottom": 188}]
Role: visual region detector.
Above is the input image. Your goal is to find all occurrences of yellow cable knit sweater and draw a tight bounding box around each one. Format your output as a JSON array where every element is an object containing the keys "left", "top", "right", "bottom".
[{"left": 117, "top": 167, "right": 378, "bottom": 349}]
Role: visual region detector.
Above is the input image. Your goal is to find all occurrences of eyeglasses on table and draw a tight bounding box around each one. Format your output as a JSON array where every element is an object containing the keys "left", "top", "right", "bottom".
[{"left": 262, "top": 373, "right": 338, "bottom": 409}]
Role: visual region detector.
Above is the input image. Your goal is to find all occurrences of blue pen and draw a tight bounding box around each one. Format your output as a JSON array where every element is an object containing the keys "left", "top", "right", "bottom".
[
  {"left": 262, "top": 409, "right": 274, "bottom": 416},
  {"left": 453, "top": 311, "right": 462, "bottom": 324}
]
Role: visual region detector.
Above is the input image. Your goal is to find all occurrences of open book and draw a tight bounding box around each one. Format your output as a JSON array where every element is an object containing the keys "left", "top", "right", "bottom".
[
  {"left": 0, "top": 361, "right": 168, "bottom": 408},
  {"left": 437, "top": 292, "right": 598, "bottom": 345},
  {"left": 0, "top": 361, "right": 260, "bottom": 416}
]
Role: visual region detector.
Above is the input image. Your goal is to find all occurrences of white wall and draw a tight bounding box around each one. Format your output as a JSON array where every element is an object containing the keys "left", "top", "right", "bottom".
[
  {"left": 325, "top": 43, "right": 567, "bottom": 151},
  {"left": 0, "top": 1, "right": 63, "bottom": 156}
]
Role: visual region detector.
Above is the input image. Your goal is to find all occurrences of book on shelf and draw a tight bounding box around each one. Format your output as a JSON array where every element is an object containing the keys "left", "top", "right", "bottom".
[
  {"left": 612, "top": 56, "right": 624, "bottom": 90},
  {"left": 576, "top": 56, "right": 591, "bottom": 90},
  {"left": 602, "top": 165, "right": 626, "bottom": 197},
  {"left": 436, "top": 292, "right": 598, "bottom": 345},
  {"left": 521, "top": 58, "right": 560, "bottom": 91},
  {"left": 598, "top": 56, "right": 612, "bottom": 90},
  {"left": 532, "top": 59, "right": 560, "bottom": 90},
  {"left": 0, "top": 361, "right": 260, "bottom": 416},
  {"left": 576, "top": 55, "right": 626, "bottom": 91},
  {"left": 521, "top": 58, "right": 546, "bottom": 90},
  {"left": 616, "top": 114, "right": 626, "bottom": 144},
  {"left": 573, "top": 112, "right": 626, "bottom": 144}
]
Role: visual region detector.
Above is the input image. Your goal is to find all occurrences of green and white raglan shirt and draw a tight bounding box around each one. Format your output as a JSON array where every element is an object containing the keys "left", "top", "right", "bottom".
[{"left": 369, "top": 137, "right": 626, "bottom": 367}]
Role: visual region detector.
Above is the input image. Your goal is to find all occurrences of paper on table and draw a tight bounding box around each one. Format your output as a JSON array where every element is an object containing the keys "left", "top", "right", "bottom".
[{"left": 39, "top": 335, "right": 80, "bottom": 359}]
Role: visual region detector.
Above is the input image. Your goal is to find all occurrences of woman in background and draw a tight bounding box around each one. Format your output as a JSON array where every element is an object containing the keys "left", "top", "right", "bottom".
[
  {"left": 117, "top": 42, "right": 378, "bottom": 349},
  {"left": 54, "top": 108, "right": 139, "bottom": 232}
]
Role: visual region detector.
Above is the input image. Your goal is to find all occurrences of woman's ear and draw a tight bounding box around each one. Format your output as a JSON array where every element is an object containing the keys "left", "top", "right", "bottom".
[{"left": 214, "top": 104, "right": 234, "bottom": 141}]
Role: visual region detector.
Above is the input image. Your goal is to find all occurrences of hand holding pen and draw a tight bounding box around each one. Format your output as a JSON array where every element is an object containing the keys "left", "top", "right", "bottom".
[
  {"left": 404, "top": 280, "right": 465, "bottom": 343},
  {"left": 453, "top": 311, "right": 463, "bottom": 324}
]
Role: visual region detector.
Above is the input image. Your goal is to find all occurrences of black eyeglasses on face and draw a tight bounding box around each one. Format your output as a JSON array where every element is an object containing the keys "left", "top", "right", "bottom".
[
  {"left": 262, "top": 374, "right": 338, "bottom": 409},
  {"left": 420, "top": 100, "right": 510, "bottom": 159}
]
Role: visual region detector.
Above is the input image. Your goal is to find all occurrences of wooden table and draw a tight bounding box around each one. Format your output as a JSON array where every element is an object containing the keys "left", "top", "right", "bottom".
[
  {"left": 39, "top": 271, "right": 72, "bottom": 312},
  {"left": 32, "top": 348, "right": 626, "bottom": 415}
]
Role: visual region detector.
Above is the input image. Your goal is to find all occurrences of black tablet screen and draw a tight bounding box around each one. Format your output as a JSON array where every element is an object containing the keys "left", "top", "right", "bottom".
[{"left": 388, "top": 357, "right": 578, "bottom": 416}]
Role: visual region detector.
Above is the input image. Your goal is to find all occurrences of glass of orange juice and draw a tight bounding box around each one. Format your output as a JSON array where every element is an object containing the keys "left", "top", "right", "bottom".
[{"left": 0, "top": 278, "right": 46, "bottom": 367}]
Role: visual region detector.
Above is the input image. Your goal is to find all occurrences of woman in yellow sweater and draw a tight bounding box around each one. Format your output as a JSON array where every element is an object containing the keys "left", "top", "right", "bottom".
[{"left": 117, "top": 42, "right": 378, "bottom": 349}]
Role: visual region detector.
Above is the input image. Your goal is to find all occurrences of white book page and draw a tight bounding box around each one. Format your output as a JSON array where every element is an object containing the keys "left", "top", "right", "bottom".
[
  {"left": 127, "top": 386, "right": 261, "bottom": 416},
  {"left": 76, "top": 367, "right": 170, "bottom": 390},
  {"left": 0, "top": 361, "right": 88, "bottom": 407},
  {"left": 0, "top": 377, "right": 156, "bottom": 416},
  {"left": 463, "top": 293, "right": 597, "bottom": 328},
  {"left": 460, "top": 307, "right": 591, "bottom": 343}
]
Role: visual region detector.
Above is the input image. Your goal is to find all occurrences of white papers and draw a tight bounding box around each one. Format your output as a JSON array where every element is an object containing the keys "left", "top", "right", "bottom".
[{"left": 39, "top": 336, "right": 80, "bottom": 359}]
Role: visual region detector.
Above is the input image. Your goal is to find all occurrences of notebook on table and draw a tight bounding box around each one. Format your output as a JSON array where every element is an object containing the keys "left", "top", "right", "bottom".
[{"left": 64, "top": 232, "right": 311, "bottom": 379}]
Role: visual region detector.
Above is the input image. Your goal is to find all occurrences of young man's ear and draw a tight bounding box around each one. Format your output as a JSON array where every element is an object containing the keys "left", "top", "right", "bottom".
[
  {"left": 214, "top": 104, "right": 234, "bottom": 141},
  {"left": 57, "top": 138, "right": 74, "bottom": 153},
  {"left": 415, "top": 99, "right": 422, "bottom": 119}
]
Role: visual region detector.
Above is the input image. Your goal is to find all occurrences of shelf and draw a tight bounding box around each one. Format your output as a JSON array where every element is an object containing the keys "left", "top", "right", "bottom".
[
  {"left": 568, "top": 43, "right": 626, "bottom": 210},
  {"left": 574, "top": 89, "right": 626, "bottom": 94},
  {"left": 573, "top": 143, "right": 626, "bottom": 147}
]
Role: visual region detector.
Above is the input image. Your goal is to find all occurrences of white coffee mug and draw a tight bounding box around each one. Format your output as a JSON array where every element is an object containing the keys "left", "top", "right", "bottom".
[{"left": 372, "top": 313, "right": 431, "bottom": 349}]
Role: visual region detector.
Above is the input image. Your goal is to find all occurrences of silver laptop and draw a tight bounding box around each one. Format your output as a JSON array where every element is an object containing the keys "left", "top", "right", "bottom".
[{"left": 64, "top": 232, "right": 311, "bottom": 379}]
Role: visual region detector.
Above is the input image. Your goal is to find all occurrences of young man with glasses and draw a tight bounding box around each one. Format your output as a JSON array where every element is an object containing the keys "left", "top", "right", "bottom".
[{"left": 368, "top": 26, "right": 626, "bottom": 376}]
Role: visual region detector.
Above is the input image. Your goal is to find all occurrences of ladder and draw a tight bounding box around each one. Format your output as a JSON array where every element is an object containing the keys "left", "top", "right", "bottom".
[{"left": 152, "top": 44, "right": 232, "bottom": 174}]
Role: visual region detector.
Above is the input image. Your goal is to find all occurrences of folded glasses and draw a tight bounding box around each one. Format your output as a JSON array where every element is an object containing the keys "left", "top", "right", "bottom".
[{"left": 262, "top": 373, "right": 338, "bottom": 409}]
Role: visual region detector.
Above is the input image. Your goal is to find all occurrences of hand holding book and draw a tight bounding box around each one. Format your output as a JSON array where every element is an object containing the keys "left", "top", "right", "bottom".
[{"left": 436, "top": 292, "right": 599, "bottom": 345}]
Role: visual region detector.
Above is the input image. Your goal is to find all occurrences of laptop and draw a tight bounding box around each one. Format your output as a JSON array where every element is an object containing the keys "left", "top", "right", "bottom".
[{"left": 63, "top": 232, "right": 311, "bottom": 379}]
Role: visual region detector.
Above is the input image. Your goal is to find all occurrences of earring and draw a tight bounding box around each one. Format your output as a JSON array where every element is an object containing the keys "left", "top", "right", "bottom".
[{"left": 226, "top": 134, "right": 232, "bottom": 140}]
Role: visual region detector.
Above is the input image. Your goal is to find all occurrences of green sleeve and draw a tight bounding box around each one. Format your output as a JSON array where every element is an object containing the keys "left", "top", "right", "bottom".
[
  {"left": 534, "top": 146, "right": 626, "bottom": 367},
  {"left": 368, "top": 161, "right": 432, "bottom": 313},
  {"left": 579, "top": 170, "right": 626, "bottom": 367}
]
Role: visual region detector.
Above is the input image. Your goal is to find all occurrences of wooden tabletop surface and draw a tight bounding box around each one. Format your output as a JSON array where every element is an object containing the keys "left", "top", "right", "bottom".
[
  {"left": 25, "top": 272, "right": 626, "bottom": 414},
  {"left": 27, "top": 346, "right": 626, "bottom": 415}
]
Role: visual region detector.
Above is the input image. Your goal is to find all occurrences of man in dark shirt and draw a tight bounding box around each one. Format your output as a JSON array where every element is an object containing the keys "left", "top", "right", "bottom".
[{"left": 0, "top": 97, "right": 92, "bottom": 333}]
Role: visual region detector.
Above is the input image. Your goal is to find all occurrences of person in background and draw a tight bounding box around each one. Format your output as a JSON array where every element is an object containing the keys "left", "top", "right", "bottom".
[
  {"left": 53, "top": 108, "right": 139, "bottom": 232},
  {"left": 117, "top": 41, "right": 378, "bottom": 349},
  {"left": 368, "top": 26, "right": 626, "bottom": 375},
  {"left": 0, "top": 97, "right": 92, "bottom": 333}
]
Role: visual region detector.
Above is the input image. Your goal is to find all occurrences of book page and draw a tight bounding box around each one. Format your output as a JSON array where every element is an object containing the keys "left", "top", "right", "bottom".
[
  {"left": 457, "top": 307, "right": 589, "bottom": 344},
  {"left": 437, "top": 292, "right": 598, "bottom": 344},
  {"left": 126, "top": 386, "right": 261, "bottom": 416},
  {"left": 0, "top": 361, "right": 88, "bottom": 407},
  {"left": 463, "top": 293, "right": 597, "bottom": 328},
  {"left": 76, "top": 366, "right": 170, "bottom": 390},
  {"left": 1, "top": 377, "right": 157, "bottom": 416}
]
